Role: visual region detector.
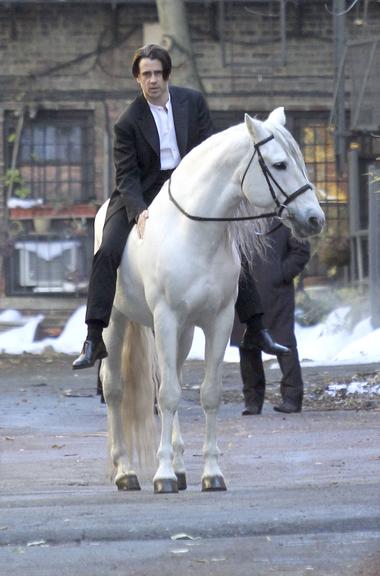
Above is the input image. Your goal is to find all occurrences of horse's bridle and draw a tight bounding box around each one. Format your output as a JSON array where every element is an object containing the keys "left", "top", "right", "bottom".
[
  {"left": 168, "top": 134, "right": 312, "bottom": 223},
  {"left": 242, "top": 134, "right": 312, "bottom": 217}
]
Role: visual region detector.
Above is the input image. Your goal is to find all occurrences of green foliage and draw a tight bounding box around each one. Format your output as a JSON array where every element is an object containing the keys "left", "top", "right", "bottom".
[
  {"left": 4, "top": 168, "right": 30, "bottom": 198},
  {"left": 319, "top": 235, "right": 350, "bottom": 270}
]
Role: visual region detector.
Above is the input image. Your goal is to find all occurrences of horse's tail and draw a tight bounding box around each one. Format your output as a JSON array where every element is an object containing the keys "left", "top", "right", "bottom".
[
  {"left": 94, "top": 200, "right": 110, "bottom": 253},
  {"left": 121, "top": 321, "right": 159, "bottom": 469}
]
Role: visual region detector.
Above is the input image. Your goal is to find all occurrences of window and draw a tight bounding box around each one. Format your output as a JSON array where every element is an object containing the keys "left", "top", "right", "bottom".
[
  {"left": 295, "top": 119, "right": 348, "bottom": 240},
  {"left": 5, "top": 110, "right": 94, "bottom": 205},
  {"left": 15, "top": 239, "right": 86, "bottom": 292},
  {"left": 4, "top": 110, "right": 95, "bottom": 296},
  {"left": 291, "top": 117, "right": 349, "bottom": 277}
]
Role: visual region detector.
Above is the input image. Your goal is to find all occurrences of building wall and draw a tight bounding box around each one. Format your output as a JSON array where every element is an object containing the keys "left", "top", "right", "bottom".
[
  {"left": 0, "top": 1, "right": 340, "bottom": 205},
  {"left": 2, "top": 1, "right": 380, "bottom": 118},
  {"left": 0, "top": 2, "right": 346, "bottom": 115},
  {"left": 1, "top": 0, "right": 380, "bottom": 298}
]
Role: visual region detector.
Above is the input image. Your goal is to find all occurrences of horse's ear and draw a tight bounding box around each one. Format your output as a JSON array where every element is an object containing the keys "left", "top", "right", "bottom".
[
  {"left": 245, "top": 114, "right": 266, "bottom": 142},
  {"left": 267, "top": 107, "right": 286, "bottom": 126}
]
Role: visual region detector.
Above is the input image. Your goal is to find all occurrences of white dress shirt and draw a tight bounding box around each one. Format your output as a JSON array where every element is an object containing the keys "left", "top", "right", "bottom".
[{"left": 148, "top": 95, "right": 181, "bottom": 170}]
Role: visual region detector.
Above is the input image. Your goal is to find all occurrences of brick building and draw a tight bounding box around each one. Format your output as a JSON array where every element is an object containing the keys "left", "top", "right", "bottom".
[{"left": 0, "top": 0, "right": 379, "bottom": 332}]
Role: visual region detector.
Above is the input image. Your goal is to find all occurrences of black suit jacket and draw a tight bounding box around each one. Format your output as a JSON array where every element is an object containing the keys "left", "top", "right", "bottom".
[{"left": 107, "top": 85, "right": 214, "bottom": 223}]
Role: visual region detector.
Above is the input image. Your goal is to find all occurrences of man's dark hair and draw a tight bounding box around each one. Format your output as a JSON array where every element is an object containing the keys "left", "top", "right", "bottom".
[{"left": 131, "top": 44, "right": 172, "bottom": 80}]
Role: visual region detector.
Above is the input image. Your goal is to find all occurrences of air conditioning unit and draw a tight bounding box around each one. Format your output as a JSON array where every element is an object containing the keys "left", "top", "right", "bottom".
[{"left": 16, "top": 240, "right": 82, "bottom": 292}]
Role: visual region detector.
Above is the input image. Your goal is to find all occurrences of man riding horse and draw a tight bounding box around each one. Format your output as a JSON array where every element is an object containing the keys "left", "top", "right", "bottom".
[{"left": 73, "top": 44, "right": 287, "bottom": 371}]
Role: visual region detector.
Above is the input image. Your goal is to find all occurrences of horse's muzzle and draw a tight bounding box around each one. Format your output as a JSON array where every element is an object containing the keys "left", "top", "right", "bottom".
[
  {"left": 307, "top": 214, "right": 325, "bottom": 235},
  {"left": 286, "top": 208, "right": 325, "bottom": 238}
]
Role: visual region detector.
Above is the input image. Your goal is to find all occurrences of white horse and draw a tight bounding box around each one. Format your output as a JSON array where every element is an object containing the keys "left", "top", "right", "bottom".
[{"left": 97, "top": 107, "right": 325, "bottom": 493}]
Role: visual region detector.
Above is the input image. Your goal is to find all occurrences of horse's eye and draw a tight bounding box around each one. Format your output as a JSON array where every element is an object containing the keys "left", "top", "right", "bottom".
[{"left": 273, "top": 162, "right": 287, "bottom": 170}]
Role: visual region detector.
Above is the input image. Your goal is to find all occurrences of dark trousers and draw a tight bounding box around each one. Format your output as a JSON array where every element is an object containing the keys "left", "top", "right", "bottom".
[
  {"left": 277, "top": 347, "right": 304, "bottom": 406},
  {"left": 239, "top": 348, "right": 266, "bottom": 409},
  {"left": 235, "top": 268, "right": 263, "bottom": 323},
  {"left": 239, "top": 346, "right": 304, "bottom": 409},
  {"left": 85, "top": 169, "right": 173, "bottom": 327},
  {"left": 85, "top": 207, "right": 133, "bottom": 326}
]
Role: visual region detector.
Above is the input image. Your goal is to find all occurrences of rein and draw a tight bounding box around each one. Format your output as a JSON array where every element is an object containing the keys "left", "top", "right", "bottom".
[
  {"left": 168, "top": 178, "right": 276, "bottom": 222},
  {"left": 168, "top": 134, "right": 312, "bottom": 223}
]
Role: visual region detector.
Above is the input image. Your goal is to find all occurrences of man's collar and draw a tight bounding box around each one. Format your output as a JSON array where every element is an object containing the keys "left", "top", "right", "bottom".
[{"left": 146, "top": 90, "right": 170, "bottom": 110}]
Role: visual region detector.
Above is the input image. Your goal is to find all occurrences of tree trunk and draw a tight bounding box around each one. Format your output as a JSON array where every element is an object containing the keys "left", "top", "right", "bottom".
[{"left": 155, "top": 0, "right": 204, "bottom": 92}]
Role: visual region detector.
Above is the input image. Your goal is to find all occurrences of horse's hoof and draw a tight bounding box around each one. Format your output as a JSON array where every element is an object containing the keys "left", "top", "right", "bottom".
[
  {"left": 154, "top": 478, "right": 179, "bottom": 494},
  {"left": 201, "top": 476, "right": 227, "bottom": 492},
  {"left": 175, "top": 472, "right": 187, "bottom": 491},
  {"left": 116, "top": 474, "right": 141, "bottom": 491}
]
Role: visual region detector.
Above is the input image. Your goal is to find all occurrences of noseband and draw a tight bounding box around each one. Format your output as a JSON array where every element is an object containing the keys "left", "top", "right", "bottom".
[{"left": 168, "top": 134, "right": 312, "bottom": 222}]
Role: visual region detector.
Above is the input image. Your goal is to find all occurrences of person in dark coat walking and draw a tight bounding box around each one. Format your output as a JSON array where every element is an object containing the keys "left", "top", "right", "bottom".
[
  {"left": 231, "top": 221, "right": 310, "bottom": 414},
  {"left": 73, "top": 43, "right": 286, "bottom": 370}
]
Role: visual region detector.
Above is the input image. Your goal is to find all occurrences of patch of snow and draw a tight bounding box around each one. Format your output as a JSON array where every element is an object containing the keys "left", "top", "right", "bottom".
[
  {"left": 0, "top": 303, "right": 379, "bottom": 375},
  {"left": 7, "top": 197, "right": 44, "bottom": 209},
  {"left": 0, "top": 309, "right": 25, "bottom": 324},
  {"left": 326, "top": 381, "right": 380, "bottom": 397}
]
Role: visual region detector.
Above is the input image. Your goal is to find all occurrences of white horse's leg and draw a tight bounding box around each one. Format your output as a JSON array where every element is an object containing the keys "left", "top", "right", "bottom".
[
  {"left": 172, "top": 412, "right": 186, "bottom": 490},
  {"left": 101, "top": 310, "right": 140, "bottom": 491},
  {"left": 152, "top": 308, "right": 182, "bottom": 493},
  {"left": 171, "top": 327, "right": 194, "bottom": 491},
  {"left": 200, "top": 306, "right": 234, "bottom": 491}
]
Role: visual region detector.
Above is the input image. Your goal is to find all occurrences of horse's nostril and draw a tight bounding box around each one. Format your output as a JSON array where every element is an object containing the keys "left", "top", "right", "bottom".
[{"left": 308, "top": 216, "right": 320, "bottom": 230}]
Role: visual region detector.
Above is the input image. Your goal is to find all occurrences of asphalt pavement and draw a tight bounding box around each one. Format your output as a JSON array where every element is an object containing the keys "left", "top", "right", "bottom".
[{"left": 1, "top": 354, "right": 379, "bottom": 576}]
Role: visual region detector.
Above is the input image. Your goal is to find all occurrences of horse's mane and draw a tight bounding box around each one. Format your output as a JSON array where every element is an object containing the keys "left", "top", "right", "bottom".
[
  {"left": 265, "top": 121, "right": 310, "bottom": 182},
  {"left": 228, "top": 197, "right": 269, "bottom": 267}
]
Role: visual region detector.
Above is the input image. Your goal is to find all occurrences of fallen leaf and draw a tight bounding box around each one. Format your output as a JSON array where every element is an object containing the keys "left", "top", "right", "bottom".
[
  {"left": 27, "top": 540, "right": 48, "bottom": 547},
  {"left": 63, "top": 389, "right": 94, "bottom": 398},
  {"left": 171, "top": 533, "right": 197, "bottom": 541}
]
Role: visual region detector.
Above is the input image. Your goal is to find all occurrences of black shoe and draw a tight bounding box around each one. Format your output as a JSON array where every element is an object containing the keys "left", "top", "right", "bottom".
[
  {"left": 273, "top": 402, "right": 301, "bottom": 414},
  {"left": 72, "top": 339, "right": 108, "bottom": 370},
  {"left": 240, "top": 328, "right": 289, "bottom": 355},
  {"left": 242, "top": 405, "right": 262, "bottom": 416}
]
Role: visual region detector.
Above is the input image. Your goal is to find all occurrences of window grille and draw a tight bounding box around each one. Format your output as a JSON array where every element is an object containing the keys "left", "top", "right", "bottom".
[
  {"left": 294, "top": 118, "right": 348, "bottom": 240},
  {"left": 5, "top": 110, "right": 95, "bottom": 205}
]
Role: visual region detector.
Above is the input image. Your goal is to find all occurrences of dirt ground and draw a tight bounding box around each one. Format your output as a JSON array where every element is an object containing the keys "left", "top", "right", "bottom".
[{"left": 181, "top": 357, "right": 380, "bottom": 412}]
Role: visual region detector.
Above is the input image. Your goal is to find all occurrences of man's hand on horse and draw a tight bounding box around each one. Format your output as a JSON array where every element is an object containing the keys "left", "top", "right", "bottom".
[{"left": 137, "top": 210, "right": 149, "bottom": 239}]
